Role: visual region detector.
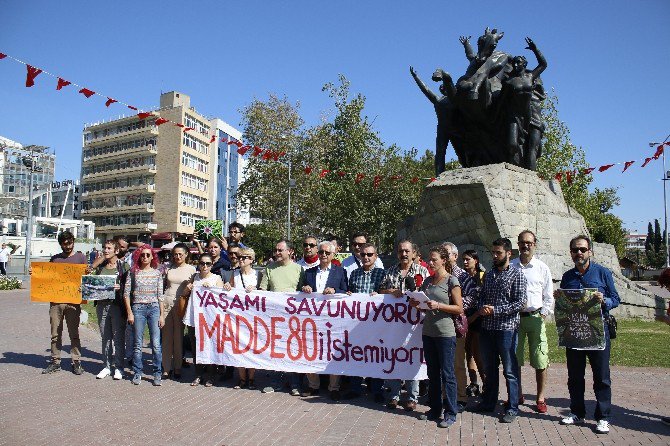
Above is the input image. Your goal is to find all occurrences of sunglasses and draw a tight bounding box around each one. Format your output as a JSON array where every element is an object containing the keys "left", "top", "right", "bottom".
[
  {"left": 360, "top": 252, "right": 375, "bottom": 258},
  {"left": 303, "top": 243, "right": 317, "bottom": 248},
  {"left": 274, "top": 248, "right": 286, "bottom": 252},
  {"left": 318, "top": 250, "right": 332, "bottom": 255},
  {"left": 140, "top": 253, "right": 152, "bottom": 258},
  {"left": 199, "top": 261, "right": 212, "bottom": 267},
  {"left": 239, "top": 255, "right": 252, "bottom": 261},
  {"left": 352, "top": 242, "right": 365, "bottom": 247},
  {"left": 570, "top": 247, "right": 589, "bottom": 254}
]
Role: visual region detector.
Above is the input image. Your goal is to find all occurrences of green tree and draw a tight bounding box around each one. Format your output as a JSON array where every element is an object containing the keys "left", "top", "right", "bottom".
[
  {"left": 237, "top": 76, "right": 435, "bottom": 253},
  {"left": 537, "top": 94, "right": 626, "bottom": 256}
]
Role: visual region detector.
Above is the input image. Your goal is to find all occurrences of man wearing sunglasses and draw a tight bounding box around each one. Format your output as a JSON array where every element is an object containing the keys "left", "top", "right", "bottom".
[
  {"left": 558, "top": 235, "right": 619, "bottom": 434},
  {"left": 341, "top": 233, "right": 385, "bottom": 278},
  {"left": 297, "top": 236, "right": 320, "bottom": 270},
  {"left": 300, "top": 240, "right": 348, "bottom": 399}
]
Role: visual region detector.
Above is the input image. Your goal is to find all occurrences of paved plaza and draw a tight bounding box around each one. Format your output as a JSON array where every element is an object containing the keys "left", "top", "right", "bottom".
[{"left": 0, "top": 288, "right": 668, "bottom": 445}]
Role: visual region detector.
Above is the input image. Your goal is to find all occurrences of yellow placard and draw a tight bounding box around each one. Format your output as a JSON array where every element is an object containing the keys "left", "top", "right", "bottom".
[{"left": 30, "top": 262, "right": 88, "bottom": 304}]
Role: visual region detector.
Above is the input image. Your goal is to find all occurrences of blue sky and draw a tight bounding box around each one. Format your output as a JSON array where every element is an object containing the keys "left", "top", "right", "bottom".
[{"left": 1, "top": 0, "right": 668, "bottom": 233}]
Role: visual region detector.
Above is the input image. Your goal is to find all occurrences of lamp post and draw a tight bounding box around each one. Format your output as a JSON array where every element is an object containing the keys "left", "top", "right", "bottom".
[
  {"left": 287, "top": 154, "right": 296, "bottom": 241},
  {"left": 651, "top": 139, "right": 670, "bottom": 268}
]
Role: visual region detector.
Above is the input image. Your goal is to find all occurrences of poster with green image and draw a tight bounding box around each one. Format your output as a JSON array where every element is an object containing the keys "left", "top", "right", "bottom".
[{"left": 554, "top": 288, "right": 605, "bottom": 350}]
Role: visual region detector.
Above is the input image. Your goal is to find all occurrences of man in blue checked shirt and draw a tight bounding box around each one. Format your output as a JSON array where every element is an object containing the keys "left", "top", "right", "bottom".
[
  {"left": 344, "top": 242, "right": 386, "bottom": 401},
  {"left": 472, "top": 238, "right": 527, "bottom": 424},
  {"left": 558, "top": 235, "right": 619, "bottom": 435}
]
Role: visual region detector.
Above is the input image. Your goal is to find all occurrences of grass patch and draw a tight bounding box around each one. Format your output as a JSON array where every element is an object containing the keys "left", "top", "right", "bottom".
[{"left": 538, "top": 320, "right": 670, "bottom": 368}]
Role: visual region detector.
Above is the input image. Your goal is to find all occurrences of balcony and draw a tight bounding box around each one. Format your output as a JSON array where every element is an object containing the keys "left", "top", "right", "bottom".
[
  {"left": 85, "top": 126, "right": 159, "bottom": 147},
  {"left": 82, "top": 145, "right": 157, "bottom": 165},
  {"left": 81, "top": 203, "right": 155, "bottom": 217},
  {"left": 82, "top": 164, "right": 157, "bottom": 181},
  {"left": 81, "top": 183, "right": 156, "bottom": 198},
  {"left": 95, "top": 222, "right": 158, "bottom": 233}
]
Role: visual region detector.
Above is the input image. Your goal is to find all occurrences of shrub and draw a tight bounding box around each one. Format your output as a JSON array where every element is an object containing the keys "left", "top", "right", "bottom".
[{"left": 0, "top": 276, "right": 22, "bottom": 290}]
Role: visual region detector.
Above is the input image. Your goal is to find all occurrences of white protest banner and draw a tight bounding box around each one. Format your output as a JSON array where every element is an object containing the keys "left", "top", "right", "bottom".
[{"left": 184, "top": 287, "right": 428, "bottom": 380}]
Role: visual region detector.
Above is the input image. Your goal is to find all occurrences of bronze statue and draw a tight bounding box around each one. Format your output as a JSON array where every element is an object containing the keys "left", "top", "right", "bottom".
[{"left": 412, "top": 28, "right": 548, "bottom": 173}]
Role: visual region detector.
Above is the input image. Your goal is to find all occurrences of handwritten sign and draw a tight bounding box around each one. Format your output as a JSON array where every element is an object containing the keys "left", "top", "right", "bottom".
[
  {"left": 555, "top": 288, "right": 605, "bottom": 350},
  {"left": 31, "top": 262, "right": 88, "bottom": 304},
  {"left": 184, "top": 287, "right": 428, "bottom": 380}
]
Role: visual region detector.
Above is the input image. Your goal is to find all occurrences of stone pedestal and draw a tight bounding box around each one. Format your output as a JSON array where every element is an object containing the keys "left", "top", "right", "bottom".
[{"left": 398, "top": 163, "right": 663, "bottom": 319}]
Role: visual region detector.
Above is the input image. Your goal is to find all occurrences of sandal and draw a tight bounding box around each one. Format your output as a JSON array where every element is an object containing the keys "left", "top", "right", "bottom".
[
  {"left": 234, "top": 379, "right": 247, "bottom": 389},
  {"left": 248, "top": 379, "right": 256, "bottom": 390},
  {"left": 204, "top": 379, "right": 214, "bottom": 387},
  {"left": 191, "top": 376, "right": 201, "bottom": 386}
]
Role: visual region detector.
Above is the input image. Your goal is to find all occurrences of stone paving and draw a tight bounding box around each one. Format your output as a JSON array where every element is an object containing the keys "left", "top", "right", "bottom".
[{"left": 0, "top": 288, "right": 669, "bottom": 446}]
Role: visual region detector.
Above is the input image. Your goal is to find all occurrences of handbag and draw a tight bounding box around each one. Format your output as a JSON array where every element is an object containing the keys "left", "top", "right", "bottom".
[
  {"left": 606, "top": 314, "right": 617, "bottom": 339},
  {"left": 453, "top": 312, "right": 468, "bottom": 338}
]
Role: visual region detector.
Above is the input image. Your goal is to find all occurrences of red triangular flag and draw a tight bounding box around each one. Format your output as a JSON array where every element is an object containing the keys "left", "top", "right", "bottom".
[
  {"left": 304, "top": 166, "right": 313, "bottom": 175},
  {"left": 210, "top": 135, "right": 216, "bottom": 143},
  {"left": 155, "top": 118, "right": 168, "bottom": 126},
  {"left": 554, "top": 172, "right": 562, "bottom": 181},
  {"left": 79, "top": 88, "right": 95, "bottom": 98},
  {"left": 410, "top": 177, "right": 419, "bottom": 184},
  {"left": 598, "top": 164, "right": 615, "bottom": 172},
  {"left": 237, "top": 145, "right": 251, "bottom": 155},
  {"left": 373, "top": 175, "right": 383, "bottom": 189},
  {"left": 25, "top": 65, "right": 42, "bottom": 87},
  {"left": 272, "top": 152, "right": 280, "bottom": 161},
  {"left": 137, "top": 112, "right": 153, "bottom": 120},
  {"left": 262, "top": 151, "right": 272, "bottom": 160},
  {"left": 183, "top": 127, "right": 195, "bottom": 133},
  {"left": 105, "top": 97, "right": 117, "bottom": 107},
  {"left": 429, "top": 177, "right": 437, "bottom": 182},
  {"left": 337, "top": 171, "right": 346, "bottom": 178},
  {"left": 391, "top": 175, "right": 402, "bottom": 181},
  {"left": 566, "top": 171, "right": 573, "bottom": 185},
  {"left": 582, "top": 167, "right": 595, "bottom": 175},
  {"left": 319, "top": 169, "right": 330, "bottom": 178},
  {"left": 641, "top": 157, "right": 653, "bottom": 168},
  {"left": 0, "top": 53, "right": 6, "bottom": 59},
  {"left": 653, "top": 145, "right": 664, "bottom": 160},
  {"left": 56, "top": 78, "right": 71, "bottom": 90},
  {"left": 127, "top": 105, "right": 138, "bottom": 111},
  {"left": 355, "top": 173, "right": 365, "bottom": 184},
  {"left": 174, "top": 123, "right": 184, "bottom": 128},
  {"left": 622, "top": 161, "right": 635, "bottom": 172},
  {"left": 252, "top": 146, "right": 263, "bottom": 157}
]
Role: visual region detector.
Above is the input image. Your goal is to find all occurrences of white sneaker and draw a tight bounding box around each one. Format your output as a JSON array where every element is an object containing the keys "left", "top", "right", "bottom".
[
  {"left": 113, "top": 369, "right": 123, "bottom": 380},
  {"left": 560, "top": 413, "right": 585, "bottom": 425},
  {"left": 595, "top": 420, "right": 610, "bottom": 434},
  {"left": 96, "top": 367, "right": 111, "bottom": 379}
]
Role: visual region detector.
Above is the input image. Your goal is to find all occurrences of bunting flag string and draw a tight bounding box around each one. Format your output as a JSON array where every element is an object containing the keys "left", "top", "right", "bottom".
[
  {"left": 0, "top": 50, "right": 285, "bottom": 163},
  {"left": 1, "top": 50, "right": 668, "bottom": 189}
]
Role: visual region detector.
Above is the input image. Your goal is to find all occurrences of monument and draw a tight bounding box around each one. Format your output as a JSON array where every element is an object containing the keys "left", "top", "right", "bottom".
[{"left": 405, "top": 29, "right": 664, "bottom": 319}]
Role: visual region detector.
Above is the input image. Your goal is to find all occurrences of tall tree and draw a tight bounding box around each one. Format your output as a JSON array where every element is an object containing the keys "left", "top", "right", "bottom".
[
  {"left": 537, "top": 94, "right": 626, "bottom": 256},
  {"left": 654, "top": 219, "right": 662, "bottom": 254}
]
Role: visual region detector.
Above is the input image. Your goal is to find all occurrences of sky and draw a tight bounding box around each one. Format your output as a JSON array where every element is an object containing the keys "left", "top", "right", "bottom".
[{"left": 0, "top": 0, "right": 668, "bottom": 234}]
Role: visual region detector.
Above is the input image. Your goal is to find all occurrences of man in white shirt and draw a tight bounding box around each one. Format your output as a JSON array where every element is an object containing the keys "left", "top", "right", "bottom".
[
  {"left": 510, "top": 230, "right": 554, "bottom": 414},
  {"left": 296, "top": 235, "right": 320, "bottom": 270},
  {"left": 341, "top": 232, "right": 384, "bottom": 277},
  {"left": 0, "top": 243, "right": 12, "bottom": 275},
  {"left": 301, "top": 241, "right": 348, "bottom": 399}
]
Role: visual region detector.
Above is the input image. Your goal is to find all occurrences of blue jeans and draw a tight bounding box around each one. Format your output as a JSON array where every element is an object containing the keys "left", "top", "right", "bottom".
[
  {"left": 386, "top": 379, "right": 419, "bottom": 403},
  {"left": 566, "top": 324, "right": 611, "bottom": 421},
  {"left": 132, "top": 303, "right": 162, "bottom": 377},
  {"left": 423, "top": 335, "right": 457, "bottom": 420},
  {"left": 479, "top": 329, "right": 519, "bottom": 414},
  {"left": 96, "top": 301, "right": 125, "bottom": 370}
]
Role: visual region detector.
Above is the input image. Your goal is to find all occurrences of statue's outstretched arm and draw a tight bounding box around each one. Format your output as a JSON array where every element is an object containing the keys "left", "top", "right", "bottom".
[
  {"left": 525, "top": 37, "right": 547, "bottom": 80},
  {"left": 460, "top": 36, "right": 475, "bottom": 61},
  {"left": 410, "top": 66, "right": 438, "bottom": 104}
]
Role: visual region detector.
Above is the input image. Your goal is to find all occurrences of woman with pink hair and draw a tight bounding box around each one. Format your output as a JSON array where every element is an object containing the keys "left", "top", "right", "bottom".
[{"left": 123, "top": 245, "right": 165, "bottom": 386}]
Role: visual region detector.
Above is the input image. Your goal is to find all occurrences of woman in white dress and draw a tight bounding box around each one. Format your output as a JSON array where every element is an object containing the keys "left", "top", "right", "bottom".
[{"left": 223, "top": 247, "right": 259, "bottom": 389}]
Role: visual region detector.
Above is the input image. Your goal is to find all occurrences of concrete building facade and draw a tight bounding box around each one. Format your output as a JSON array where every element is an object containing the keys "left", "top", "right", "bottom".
[{"left": 81, "top": 92, "right": 243, "bottom": 242}]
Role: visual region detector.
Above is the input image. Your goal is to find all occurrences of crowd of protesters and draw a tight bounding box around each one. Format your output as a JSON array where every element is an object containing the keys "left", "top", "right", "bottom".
[{"left": 34, "top": 223, "right": 644, "bottom": 434}]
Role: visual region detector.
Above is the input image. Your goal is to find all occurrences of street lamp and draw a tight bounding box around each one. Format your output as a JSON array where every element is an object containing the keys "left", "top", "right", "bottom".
[{"left": 651, "top": 140, "right": 670, "bottom": 268}]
